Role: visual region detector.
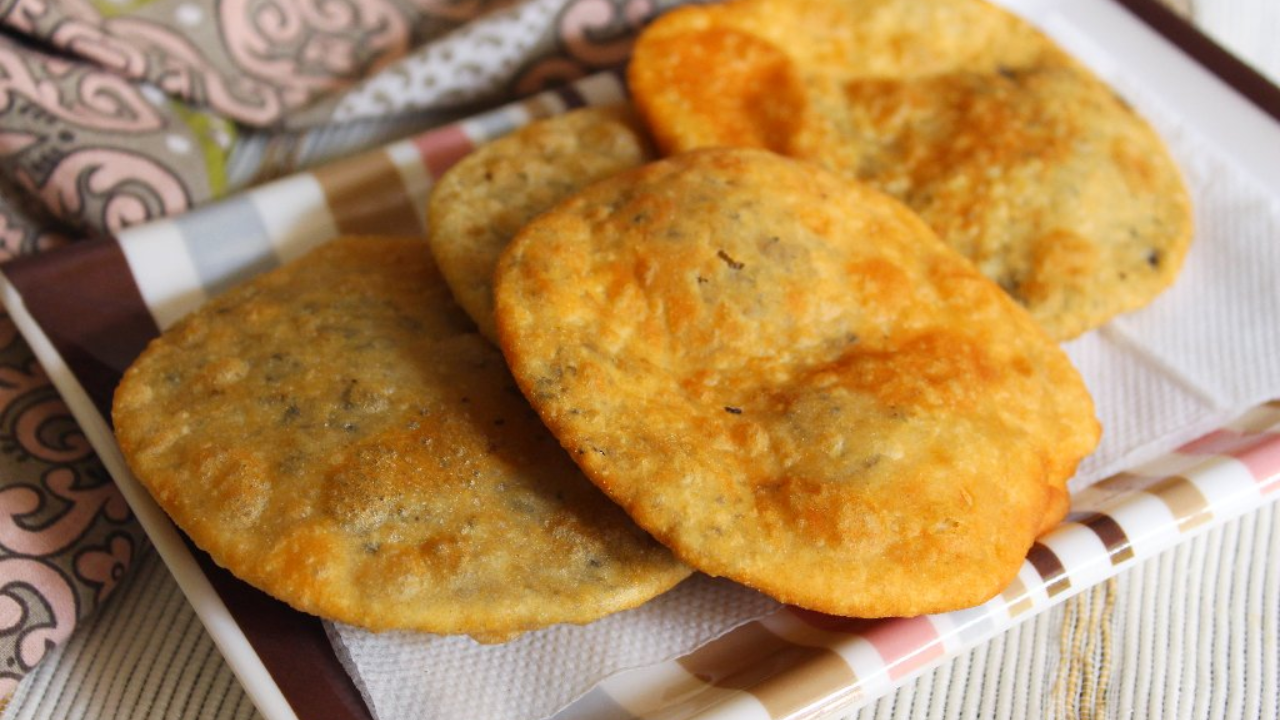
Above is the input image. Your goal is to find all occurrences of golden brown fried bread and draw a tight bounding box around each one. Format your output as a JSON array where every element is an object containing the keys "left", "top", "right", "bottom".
[
  {"left": 494, "top": 149, "right": 1100, "bottom": 617},
  {"left": 113, "top": 237, "right": 690, "bottom": 636},
  {"left": 629, "top": 0, "right": 1054, "bottom": 155},
  {"left": 628, "top": 0, "right": 1192, "bottom": 340},
  {"left": 428, "top": 105, "right": 655, "bottom": 342},
  {"left": 791, "top": 64, "right": 1193, "bottom": 340}
]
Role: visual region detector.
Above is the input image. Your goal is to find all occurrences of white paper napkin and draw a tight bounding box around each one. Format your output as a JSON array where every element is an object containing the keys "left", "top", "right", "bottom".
[
  {"left": 329, "top": 52, "right": 1280, "bottom": 720},
  {"left": 1063, "top": 73, "right": 1280, "bottom": 487},
  {"left": 328, "top": 576, "right": 780, "bottom": 720}
]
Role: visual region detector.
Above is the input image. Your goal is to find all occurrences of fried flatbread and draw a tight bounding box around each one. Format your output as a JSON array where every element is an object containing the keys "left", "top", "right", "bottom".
[
  {"left": 629, "top": 0, "right": 1054, "bottom": 155},
  {"left": 113, "top": 237, "right": 690, "bottom": 637},
  {"left": 494, "top": 149, "right": 1100, "bottom": 617},
  {"left": 628, "top": 0, "right": 1192, "bottom": 340},
  {"left": 428, "top": 105, "right": 655, "bottom": 342},
  {"left": 794, "top": 64, "right": 1193, "bottom": 340}
]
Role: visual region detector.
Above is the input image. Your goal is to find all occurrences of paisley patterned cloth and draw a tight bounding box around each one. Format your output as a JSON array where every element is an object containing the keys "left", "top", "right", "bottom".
[
  {"left": 0, "top": 0, "right": 708, "bottom": 236},
  {"left": 0, "top": 0, "right": 707, "bottom": 699},
  {"left": 0, "top": 172, "right": 144, "bottom": 700}
]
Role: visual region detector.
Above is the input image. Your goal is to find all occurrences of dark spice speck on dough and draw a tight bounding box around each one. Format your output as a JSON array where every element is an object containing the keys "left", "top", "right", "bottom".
[{"left": 717, "top": 249, "right": 744, "bottom": 270}]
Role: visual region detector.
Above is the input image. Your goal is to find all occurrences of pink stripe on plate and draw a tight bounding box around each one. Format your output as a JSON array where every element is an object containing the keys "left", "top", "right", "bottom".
[
  {"left": 859, "top": 616, "right": 945, "bottom": 682},
  {"left": 1180, "top": 429, "right": 1280, "bottom": 489},
  {"left": 414, "top": 125, "right": 475, "bottom": 178}
]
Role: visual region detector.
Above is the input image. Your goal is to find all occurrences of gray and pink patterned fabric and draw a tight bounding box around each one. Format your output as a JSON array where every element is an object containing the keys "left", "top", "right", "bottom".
[
  {"left": 0, "top": 0, "right": 705, "bottom": 236},
  {"left": 0, "top": 0, "right": 705, "bottom": 699}
]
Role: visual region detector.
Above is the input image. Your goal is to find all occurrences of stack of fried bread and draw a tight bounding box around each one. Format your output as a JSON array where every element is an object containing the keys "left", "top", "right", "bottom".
[
  {"left": 113, "top": 0, "right": 1199, "bottom": 638},
  {"left": 630, "top": 0, "right": 1193, "bottom": 340}
]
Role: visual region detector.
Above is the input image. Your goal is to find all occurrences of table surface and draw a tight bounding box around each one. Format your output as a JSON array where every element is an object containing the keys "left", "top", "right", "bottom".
[{"left": 2, "top": 1, "right": 1278, "bottom": 719}]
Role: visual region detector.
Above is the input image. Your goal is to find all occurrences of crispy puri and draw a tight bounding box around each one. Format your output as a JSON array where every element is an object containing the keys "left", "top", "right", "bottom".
[
  {"left": 494, "top": 149, "right": 1100, "bottom": 617},
  {"left": 791, "top": 63, "right": 1193, "bottom": 341},
  {"left": 629, "top": 0, "right": 1054, "bottom": 155},
  {"left": 113, "top": 237, "right": 690, "bottom": 637},
  {"left": 428, "top": 105, "right": 655, "bottom": 342},
  {"left": 628, "top": 0, "right": 1193, "bottom": 340}
]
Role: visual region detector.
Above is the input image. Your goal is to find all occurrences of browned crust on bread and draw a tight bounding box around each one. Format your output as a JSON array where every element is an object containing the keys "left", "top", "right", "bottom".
[
  {"left": 114, "top": 237, "right": 690, "bottom": 636},
  {"left": 495, "top": 149, "right": 1099, "bottom": 617}
]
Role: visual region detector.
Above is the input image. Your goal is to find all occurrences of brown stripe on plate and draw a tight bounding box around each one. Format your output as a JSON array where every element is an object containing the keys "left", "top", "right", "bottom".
[
  {"left": 1065, "top": 511, "right": 1135, "bottom": 566},
  {"left": 1001, "top": 573, "right": 1034, "bottom": 618},
  {"left": 1027, "top": 542, "right": 1072, "bottom": 598},
  {"left": 678, "top": 620, "right": 857, "bottom": 718},
  {"left": 1110, "top": 0, "right": 1280, "bottom": 122},
  {"left": 313, "top": 150, "right": 424, "bottom": 236},
  {"left": 2, "top": 239, "right": 158, "bottom": 417},
  {"left": 1146, "top": 475, "right": 1213, "bottom": 532},
  {"left": 555, "top": 83, "right": 589, "bottom": 110},
  {"left": 524, "top": 91, "right": 569, "bottom": 122}
]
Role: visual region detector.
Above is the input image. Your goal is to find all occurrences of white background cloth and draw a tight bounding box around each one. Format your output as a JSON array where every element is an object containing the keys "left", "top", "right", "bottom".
[{"left": 3, "top": 1, "right": 1279, "bottom": 718}]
